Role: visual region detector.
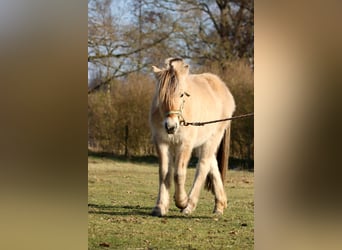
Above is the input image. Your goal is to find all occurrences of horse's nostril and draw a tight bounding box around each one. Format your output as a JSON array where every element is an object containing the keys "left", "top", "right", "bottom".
[
  {"left": 165, "top": 123, "right": 177, "bottom": 134},
  {"left": 166, "top": 127, "right": 176, "bottom": 134}
]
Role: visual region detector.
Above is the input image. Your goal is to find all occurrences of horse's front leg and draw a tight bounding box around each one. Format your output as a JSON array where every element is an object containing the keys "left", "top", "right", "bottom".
[
  {"left": 174, "top": 145, "right": 192, "bottom": 210},
  {"left": 152, "top": 143, "right": 173, "bottom": 217},
  {"left": 182, "top": 156, "right": 211, "bottom": 214}
]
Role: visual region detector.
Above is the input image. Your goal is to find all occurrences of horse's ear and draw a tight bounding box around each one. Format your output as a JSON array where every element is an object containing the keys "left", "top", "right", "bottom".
[{"left": 152, "top": 65, "right": 162, "bottom": 73}]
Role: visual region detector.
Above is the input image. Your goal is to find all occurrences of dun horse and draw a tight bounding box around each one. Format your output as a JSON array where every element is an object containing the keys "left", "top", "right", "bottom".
[{"left": 150, "top": 58, "right": 235, "bottom": 217}]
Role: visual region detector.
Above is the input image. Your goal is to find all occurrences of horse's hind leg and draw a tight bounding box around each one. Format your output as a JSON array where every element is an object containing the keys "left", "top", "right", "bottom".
[
  {"left": 182, "top": 131, "right": 227, "bottom": 215},
  {"left": 152, "top": 143, "right": 172, "bottom": 217},
  {"left": 209, "top": 157, "right": 227, "bottom": 215}
]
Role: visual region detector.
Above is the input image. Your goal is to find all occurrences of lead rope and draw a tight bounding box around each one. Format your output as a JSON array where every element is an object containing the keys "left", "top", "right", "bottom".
[{"left": 180, "top": 113, "right": 254, "bottom": 126}]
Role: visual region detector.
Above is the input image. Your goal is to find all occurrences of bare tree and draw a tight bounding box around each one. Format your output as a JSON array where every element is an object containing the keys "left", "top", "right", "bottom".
[
  {"left": 88, "top": 0, "right": 179, "bottom": 92},
  {"left": 143, "top": 0, "right": 253, "bottom": 68}
]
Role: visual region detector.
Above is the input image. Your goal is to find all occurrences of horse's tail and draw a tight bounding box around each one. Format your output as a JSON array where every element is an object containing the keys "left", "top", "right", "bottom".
[{"left": 205, "top": 126, "right": 231, "bottom": 193}]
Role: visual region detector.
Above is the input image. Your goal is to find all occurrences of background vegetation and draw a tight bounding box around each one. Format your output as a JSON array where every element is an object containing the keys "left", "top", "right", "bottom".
[{"left": 88, "top": 0, "right": 254, "bottom": 169}]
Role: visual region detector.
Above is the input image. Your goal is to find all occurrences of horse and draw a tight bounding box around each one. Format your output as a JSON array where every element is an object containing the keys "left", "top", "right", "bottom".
[{"left": 149, "top": 58, "right": 235, "bottom": 217}]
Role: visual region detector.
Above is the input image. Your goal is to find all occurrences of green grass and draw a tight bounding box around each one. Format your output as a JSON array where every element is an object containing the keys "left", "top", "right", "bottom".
[{"left": 88, "top": 156, "right": 254, "bottom": 249}]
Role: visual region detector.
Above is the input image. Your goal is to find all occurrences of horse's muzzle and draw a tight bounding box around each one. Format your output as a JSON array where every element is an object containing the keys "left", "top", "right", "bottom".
[
  {"left": 164, "top": 117, "right": 179, "bottom": 134},
  {"left": 165, "top": 123, "right": 178, "bottom": 134}
]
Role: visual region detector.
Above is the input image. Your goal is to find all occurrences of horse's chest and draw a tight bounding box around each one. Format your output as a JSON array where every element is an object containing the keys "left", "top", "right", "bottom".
[
  {"left": 165, "top": 133, "right": 182, "bottom": 145},
  {"left": 154, "top": 129, "right": 184, "bottom": 145}
]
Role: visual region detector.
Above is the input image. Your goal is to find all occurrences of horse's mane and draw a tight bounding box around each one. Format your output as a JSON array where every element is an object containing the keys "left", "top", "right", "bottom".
[{"left": 156, "top": 65, "right": 180, "bottom": 109}]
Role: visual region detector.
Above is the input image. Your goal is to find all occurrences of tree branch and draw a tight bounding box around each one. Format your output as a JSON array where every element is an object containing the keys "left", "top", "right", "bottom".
[
  {"left": 88, "top": 26, "right": 175, "bottom": 63},
  {"left": 199, "top": 3, "right": 220, "bottom": 35}
]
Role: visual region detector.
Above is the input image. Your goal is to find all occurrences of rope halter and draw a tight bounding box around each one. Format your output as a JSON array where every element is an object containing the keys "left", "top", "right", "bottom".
[{"left": 164, "top": 91, "right": 190, "bottom": 123}]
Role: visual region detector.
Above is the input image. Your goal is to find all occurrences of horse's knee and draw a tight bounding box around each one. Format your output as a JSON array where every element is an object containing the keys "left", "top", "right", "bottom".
[{"left": 173, "top": 172, "right": 185, "bottom": 184}]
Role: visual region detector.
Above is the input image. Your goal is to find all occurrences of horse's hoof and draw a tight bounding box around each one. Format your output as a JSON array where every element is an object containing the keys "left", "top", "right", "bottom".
[
  {"left": 151, "top": 207, "right": 166, "bottom": 217},
  {"left": 181, "top": 206, "right": 193, "bottom": 215},
  {"left": 181, "top": 209, "right": 191, "bottom": 215},
  {"left": 213, "top": 209, "right": 224, "bottom": 216},
  {"left": 214, "top": 200, "right": 227, "bottom": 215}
]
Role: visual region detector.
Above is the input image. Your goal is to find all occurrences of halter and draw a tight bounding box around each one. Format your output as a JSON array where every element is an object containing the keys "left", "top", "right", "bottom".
[{"left": 164, "top": 92, "right": 190, "bottom": 123}]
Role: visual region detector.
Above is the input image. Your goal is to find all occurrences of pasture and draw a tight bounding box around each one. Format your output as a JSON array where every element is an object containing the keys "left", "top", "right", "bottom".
[{"left": 88, "top": 156, "right": 254, "bottom": 249}]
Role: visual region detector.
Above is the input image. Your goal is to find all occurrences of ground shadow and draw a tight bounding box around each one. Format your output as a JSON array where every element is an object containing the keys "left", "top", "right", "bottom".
[
  {"left": 88, "top": 151, "right": 254, "bottom": 170},
  {"left": 88, "top": 151, "right": 159, "bottom": 165},
  {"left": 88, "top": 203, "right": 213, "bottom": 219},
  {"left": 88, "top": 151, "right": 198, "bottom": 167},
  {"left": 88, "top": 203, "right": 151, "bottom": 216}
]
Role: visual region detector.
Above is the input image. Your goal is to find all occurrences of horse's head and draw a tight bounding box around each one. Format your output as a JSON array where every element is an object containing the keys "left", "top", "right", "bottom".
[
  {"left": 152, "top": 58, "right": 190, "bottom": 134},
  {"left": 164, "top": 58, "right": 190, "bottom": 77}
]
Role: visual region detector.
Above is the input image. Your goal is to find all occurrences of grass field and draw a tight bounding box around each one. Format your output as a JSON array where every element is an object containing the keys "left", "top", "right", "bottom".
[{"left": 88, "top": 156, "right": 254, "bottom": 249}]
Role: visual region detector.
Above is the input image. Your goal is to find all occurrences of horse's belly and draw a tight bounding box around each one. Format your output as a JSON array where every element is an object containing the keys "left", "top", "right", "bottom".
[
  {"left": 193, "top": 134, "right": 210, "bottom": 148},
  {"left": 192, "top": 124, "right": 225, "bottom": 148}
]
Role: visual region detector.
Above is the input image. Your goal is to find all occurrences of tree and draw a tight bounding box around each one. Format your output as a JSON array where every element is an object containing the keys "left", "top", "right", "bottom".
[
  {"left": 143, "top": 0, "right": 254, "bottom": 68},
  {"left": 88, "top": 0, "right": 179, "bottom": 92}
]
